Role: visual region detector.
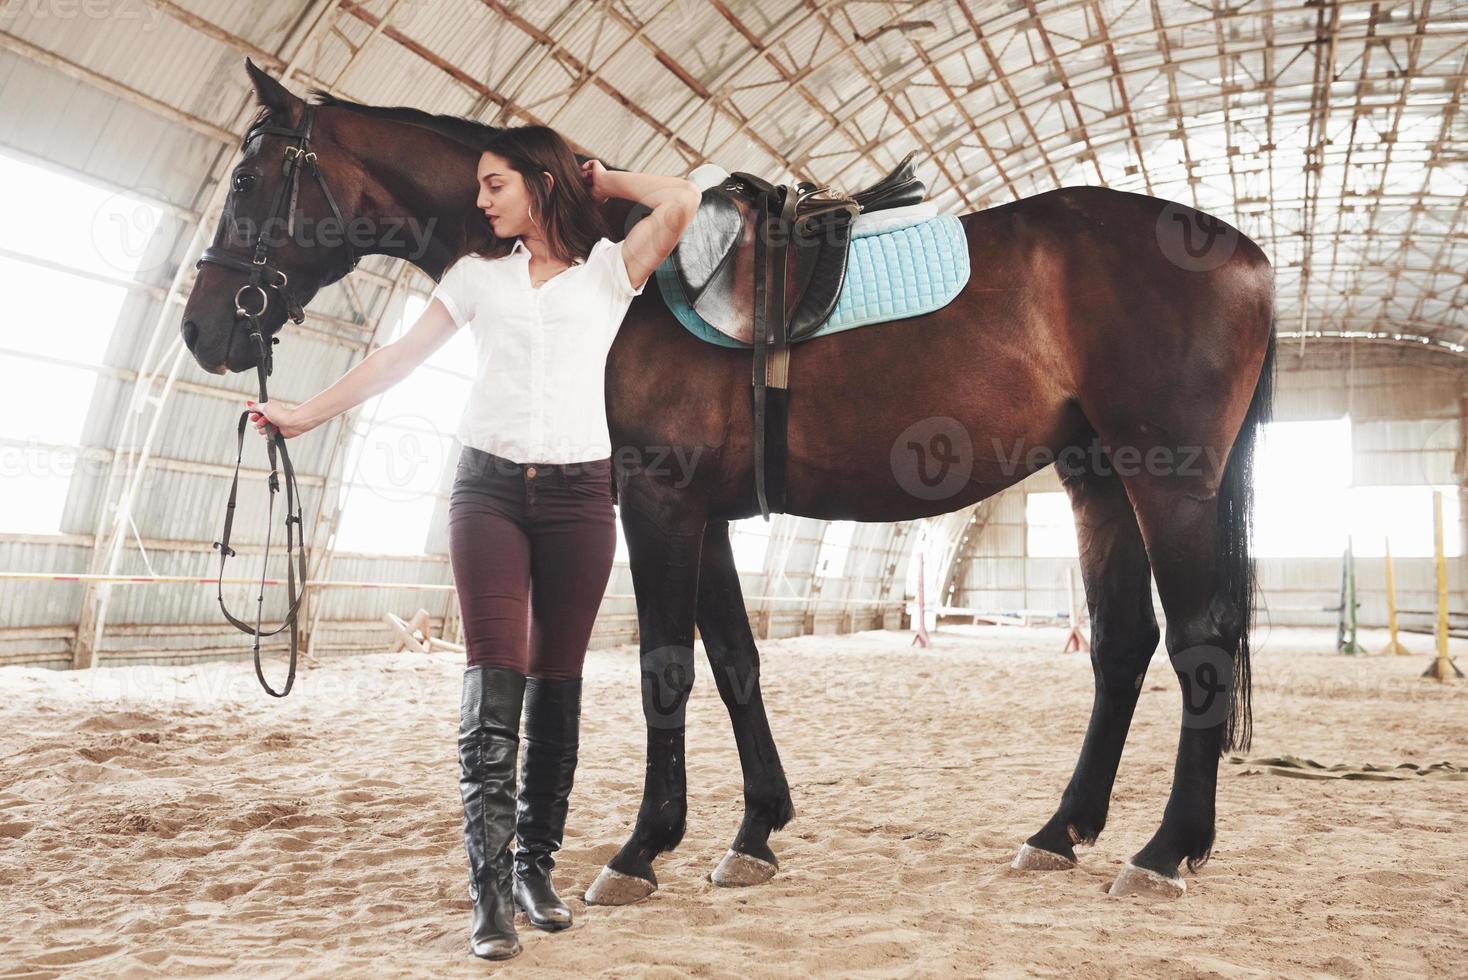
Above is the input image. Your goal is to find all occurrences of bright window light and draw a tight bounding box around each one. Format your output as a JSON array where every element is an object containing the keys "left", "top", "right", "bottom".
[
  {"left": 1254, "top": 418, "right": 1353, "bottom": 558},
  {"left": 730, "top": 516, "right": 771, "bottom": 573},
  {"left": 0, "top": 465, "right": 71, "bottom": 535},
  {"left": 0, "top": 355, "right": 98, "bottom": 445},
  {"left": 334, "top": 293, "right": 471, "bottom": 555},
  {"left": 0, "top": 256, "right": 123, "bottom": 364},
  {"left": 0, "top": 151, "right": 161, "bottom": 536},
  {"left": 814, "top": 520, "right": 855, "bottom": 579},
  {"left": 334, "top": 416, "right": 448, "bottom": 555},
  {"left": 1251, "top": 418, "right": 1461, "bottom": 558},
  {"left": 1346, "top": 486, "right": 1460, "bottom": 559},
  {"left": 1027, "top": 491, "right": 1078, "bottom": 557},
  {"left": 905, "top": 519, "right": 946, "bottom": 600},
  {"left": 0, "top": 151, "right": 171, "bottom": 280}
]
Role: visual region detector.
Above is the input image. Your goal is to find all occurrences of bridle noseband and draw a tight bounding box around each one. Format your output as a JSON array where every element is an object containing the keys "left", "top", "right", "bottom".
[{"left": 202, "top": 104, "right": 358, "bottom": 698}]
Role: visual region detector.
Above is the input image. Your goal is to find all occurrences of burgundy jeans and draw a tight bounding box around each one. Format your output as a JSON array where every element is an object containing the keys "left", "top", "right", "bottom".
[{"left": 447, "top": 446, "right": 616, "bottom": 680}]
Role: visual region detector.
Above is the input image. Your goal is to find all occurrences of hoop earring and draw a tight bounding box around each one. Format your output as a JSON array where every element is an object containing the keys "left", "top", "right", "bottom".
[{"left": 529, "top": 201, "right": 541, "bottom": 229}]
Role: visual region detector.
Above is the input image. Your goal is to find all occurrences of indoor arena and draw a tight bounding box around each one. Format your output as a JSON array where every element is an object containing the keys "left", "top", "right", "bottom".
[{"left": 1, "top": 1, "right": 1465, "bottom": 975}]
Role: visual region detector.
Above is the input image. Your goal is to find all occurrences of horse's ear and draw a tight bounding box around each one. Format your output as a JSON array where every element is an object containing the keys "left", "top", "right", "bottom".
[{"left": 244, "top": 57, "right": 300, "bottom": 118}]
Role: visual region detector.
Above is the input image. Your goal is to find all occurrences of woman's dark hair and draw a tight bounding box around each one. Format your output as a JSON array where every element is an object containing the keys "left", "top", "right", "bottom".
[{"left": 469, "top": 125, "right": 612, "bottom": 262}]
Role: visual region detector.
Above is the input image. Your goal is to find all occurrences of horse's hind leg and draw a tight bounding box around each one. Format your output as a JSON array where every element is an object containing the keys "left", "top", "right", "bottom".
[
  {"left": 1103, "top": 421, "right": 1258, "bottom": 898},
  {"left": 1013, "top": 457, "right": 1160, "bottom": 871},
  {"left": 695, "top": 520, "right": 795, "bottom": 886}
]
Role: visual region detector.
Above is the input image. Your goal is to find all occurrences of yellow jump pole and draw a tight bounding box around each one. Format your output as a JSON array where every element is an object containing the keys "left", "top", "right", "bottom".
[
  {"left": 1423, "top": 490, "right": 1464, "bottom": 681},
  {"left": 1380, "top": 537, "right": 1410, "bottom": 656}
]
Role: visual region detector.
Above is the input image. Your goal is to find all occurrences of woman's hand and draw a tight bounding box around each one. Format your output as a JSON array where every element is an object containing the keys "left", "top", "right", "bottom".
[
  {"left": 247, "top": 399, "right": 309, "bottom": 440},
  {"left": 581, "top": 158, "right": 612, "bottom": 203}
]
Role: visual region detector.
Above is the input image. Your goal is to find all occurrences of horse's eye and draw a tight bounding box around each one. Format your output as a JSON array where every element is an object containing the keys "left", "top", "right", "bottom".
[{"left": 232, "top": 172, "right": 257, "bottom": 193}]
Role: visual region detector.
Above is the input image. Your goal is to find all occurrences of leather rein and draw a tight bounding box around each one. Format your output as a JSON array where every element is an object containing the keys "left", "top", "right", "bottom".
[{"left": 197, "top": 104, "right": 357, "bottom": 697}]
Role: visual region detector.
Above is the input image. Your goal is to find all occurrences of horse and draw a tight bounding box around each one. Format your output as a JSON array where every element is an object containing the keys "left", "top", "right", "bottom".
[{"left": 183, "top": 59, "right": 1276, "bottom": 902}]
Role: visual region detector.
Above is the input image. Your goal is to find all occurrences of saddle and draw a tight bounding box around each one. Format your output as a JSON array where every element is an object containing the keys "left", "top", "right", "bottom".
[{"left": 670, "top": 151, "right": 929, "bottom": 519}]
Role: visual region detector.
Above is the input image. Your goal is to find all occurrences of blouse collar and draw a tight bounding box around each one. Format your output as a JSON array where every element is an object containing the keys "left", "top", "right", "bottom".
[{"left": 510, "top": 237, "right": 588, "bottom": 265}]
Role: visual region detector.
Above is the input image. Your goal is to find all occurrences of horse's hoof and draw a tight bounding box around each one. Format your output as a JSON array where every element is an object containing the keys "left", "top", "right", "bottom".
[
  {"left": 710, "top": 848, "right": 778, "bottom": 887},
  {"left": 1107, "top": 860, "right": 1186, "bottom": 898},
  {"left": 1010, "top": 842, "right": 1076, "bottom": 871},
  {"left": 583, "top": 865, "right": 657, "bottom": 906}
]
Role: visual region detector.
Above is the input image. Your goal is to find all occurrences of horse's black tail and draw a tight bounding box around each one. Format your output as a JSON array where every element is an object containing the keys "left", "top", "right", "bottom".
[{"left": 1216, "top": 315, "right": 1276, "bottom": 755}]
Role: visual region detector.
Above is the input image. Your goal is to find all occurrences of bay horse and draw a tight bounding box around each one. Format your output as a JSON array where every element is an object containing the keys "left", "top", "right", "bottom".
[{"left": 183, "top": 61, "right": 1276, "bottom": 901}]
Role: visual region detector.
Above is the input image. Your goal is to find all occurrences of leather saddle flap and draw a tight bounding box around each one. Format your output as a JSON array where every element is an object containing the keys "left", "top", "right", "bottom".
[
  {"left": 673, "top": 186, "right": 742, "bottom": 304},
  {"left": 673, "top": 188, "right": 854, "bottom": 345}
]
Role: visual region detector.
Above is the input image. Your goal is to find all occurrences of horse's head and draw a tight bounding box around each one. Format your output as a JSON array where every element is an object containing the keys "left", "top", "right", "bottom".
[{"left": 182, "top": 59, "right": 360, "bottom": 374}]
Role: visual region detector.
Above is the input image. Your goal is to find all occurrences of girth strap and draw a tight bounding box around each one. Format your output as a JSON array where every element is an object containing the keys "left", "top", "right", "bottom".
[{"left": 750, "top": 182, "right": 798, "bottom": 519}]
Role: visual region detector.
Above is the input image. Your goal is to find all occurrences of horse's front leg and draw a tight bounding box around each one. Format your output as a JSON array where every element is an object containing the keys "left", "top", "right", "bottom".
[{"left": 584, "top": 489, "right": 707, "bottom": 906}]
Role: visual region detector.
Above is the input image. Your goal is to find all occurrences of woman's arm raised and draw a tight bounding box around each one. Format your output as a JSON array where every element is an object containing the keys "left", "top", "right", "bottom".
[
  {"left": 584, "top": 162, "right": 701, "bottom": 292},
  {"left": 249, "top": 296, "right": 460, "bottom": 440}
]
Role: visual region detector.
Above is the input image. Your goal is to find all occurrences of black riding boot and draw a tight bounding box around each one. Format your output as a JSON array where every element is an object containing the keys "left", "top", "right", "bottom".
[
  {"left": 458, "top": 665, "right": 527, "bottom": 960},
  {"left": 512, "top": 676, "right": 582, "bottom": 931}
]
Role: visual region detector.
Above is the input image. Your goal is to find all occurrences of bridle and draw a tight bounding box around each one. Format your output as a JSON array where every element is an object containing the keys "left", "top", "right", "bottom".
[{"left": 199, "top": 104, "right": 358, "bottom": 697}]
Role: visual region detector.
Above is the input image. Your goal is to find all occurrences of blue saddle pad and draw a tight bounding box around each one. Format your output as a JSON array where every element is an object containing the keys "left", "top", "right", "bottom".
[{"left": 655, "top": 213, "right": 971, "bottom": 349}]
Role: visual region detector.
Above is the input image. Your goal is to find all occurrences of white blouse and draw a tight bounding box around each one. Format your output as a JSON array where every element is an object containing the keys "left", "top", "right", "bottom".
[{"left": 429, "top": 235, "right": 645, "bottom": 464}]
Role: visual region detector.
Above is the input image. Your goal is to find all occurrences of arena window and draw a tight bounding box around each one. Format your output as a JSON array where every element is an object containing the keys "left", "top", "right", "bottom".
[
  {"left": 1254, "top": 417, "right": 1461, "bottom": 558},
  {"left": 1026, "top": 491, "right": 1079, "bottom": 558},
  {"left": 334, "top": 294, "right": 473, "bottom": 554},
  {"left": 814, "top": 520, "right": 856, "bottom": 579},
  {"left": 729, "top": 516, "right": 772, "bottom": 572},
  {"left": 0, "top": 151, "right": 161, "bottom": 534}
]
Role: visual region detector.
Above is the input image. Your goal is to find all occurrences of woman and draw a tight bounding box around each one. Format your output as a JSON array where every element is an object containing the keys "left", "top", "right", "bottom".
[{"left": 247, "top": 124, "right": 701, "bottom": 960}]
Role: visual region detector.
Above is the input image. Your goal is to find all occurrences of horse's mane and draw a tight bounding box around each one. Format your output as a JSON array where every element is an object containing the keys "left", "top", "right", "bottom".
[
  {"left": 246, "top": 93, "right": 622, "bottom": 169},
  {"left": 305, "top": 90, "right": 497, "bottom": 148}
]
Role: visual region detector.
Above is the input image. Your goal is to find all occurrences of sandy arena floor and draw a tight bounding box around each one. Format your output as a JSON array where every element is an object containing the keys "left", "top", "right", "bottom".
[{"left": 2, "top": 624, "right": 1465, "bottom": 977}]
